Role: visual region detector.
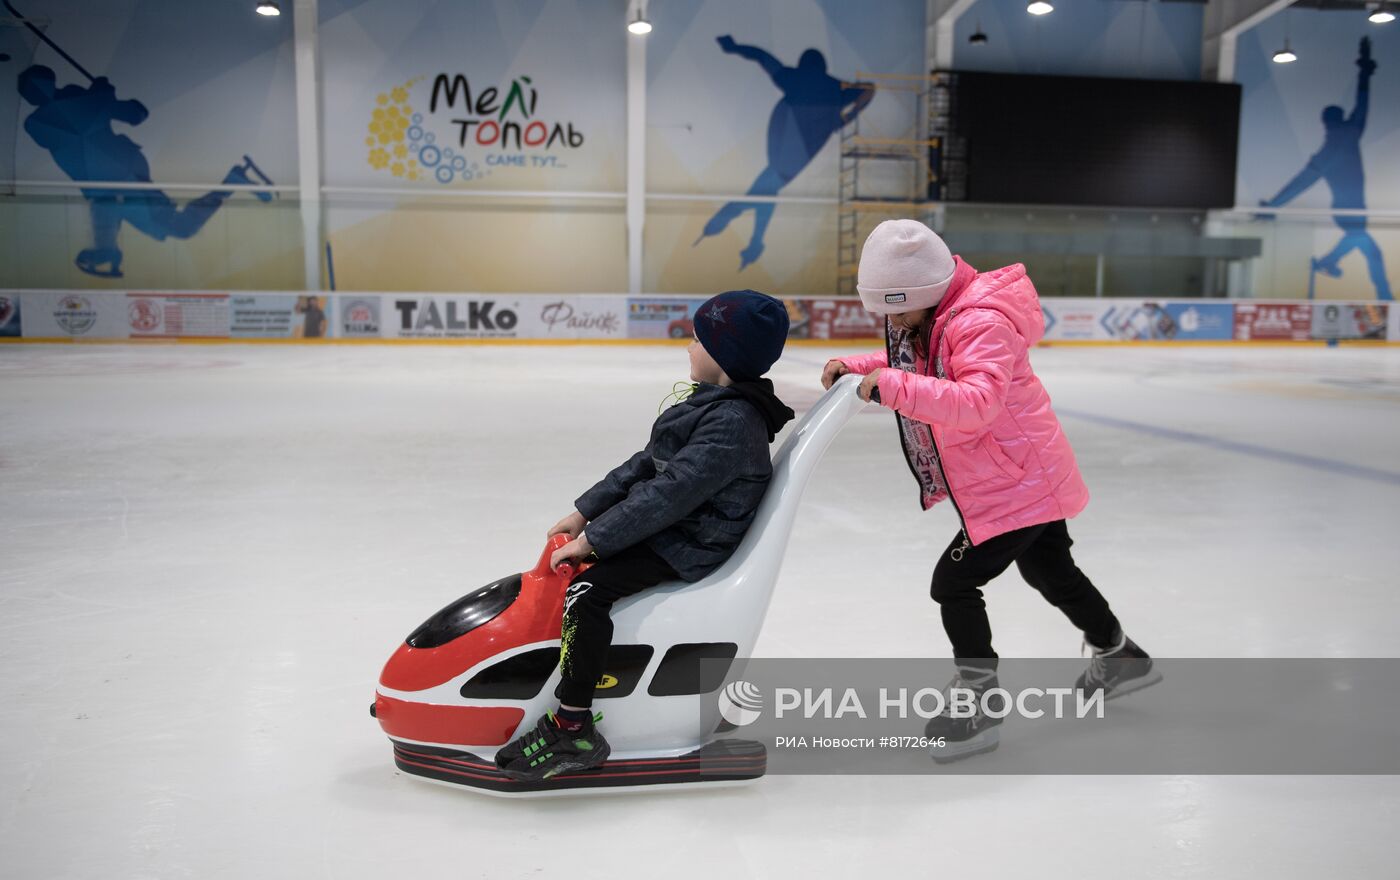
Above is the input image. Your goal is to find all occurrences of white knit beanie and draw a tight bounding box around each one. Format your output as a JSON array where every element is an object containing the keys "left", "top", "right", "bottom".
[{"left": 856, "top": 219, "right": 956, "bottom": 315}]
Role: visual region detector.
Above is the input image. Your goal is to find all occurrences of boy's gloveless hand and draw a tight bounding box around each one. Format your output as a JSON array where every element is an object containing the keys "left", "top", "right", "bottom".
[
  {"left": 548, "top": 510, "right": 587, "bottom": 539},
  {"left": 821, "top": 359, "right": 850, "bottom": 389},
  {"left": 550, "top": 533, "right": 594, "bottom": 570}
]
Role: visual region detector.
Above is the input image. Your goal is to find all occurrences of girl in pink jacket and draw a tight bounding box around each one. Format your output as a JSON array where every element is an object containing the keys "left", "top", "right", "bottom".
[{"left": 822, "top": 219, "right": 1158, "bottom": 762}]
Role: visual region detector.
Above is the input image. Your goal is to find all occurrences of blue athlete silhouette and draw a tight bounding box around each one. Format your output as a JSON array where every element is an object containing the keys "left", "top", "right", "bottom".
[
  {"left": 1259, "top": 37, "right": 1391, "bottom": 301},
  {"left": 17, "top": 65, "right": 274, "bottom": 279},
  {"left": 694, "top": 37, "right": 875, "bottom": 271}
]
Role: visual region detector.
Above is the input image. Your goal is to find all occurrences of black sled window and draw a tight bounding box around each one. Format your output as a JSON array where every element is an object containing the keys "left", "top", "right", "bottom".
[
  {"left": 405, "top": 574, "right": 522, "bottom": 649},
  {"left": 458, "top": 644, "right": 656, "bottom": 701},
  {"left": 647, "top": 642, "right": 739, "bottom": 696},
  {"left": 460, "top": 647, "right": 561, "bottom": 699}
]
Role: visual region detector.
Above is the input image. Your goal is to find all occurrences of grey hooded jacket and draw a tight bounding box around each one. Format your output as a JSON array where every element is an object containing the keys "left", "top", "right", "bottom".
[{"left": 575, "top": 381, "right": 794, "bottom": 582}]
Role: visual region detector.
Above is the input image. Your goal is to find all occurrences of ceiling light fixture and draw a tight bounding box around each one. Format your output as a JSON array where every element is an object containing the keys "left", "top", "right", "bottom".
[
  {"left": 1273, "top": 9, "right": 1298, "bottom": 64},
  {"left": 627, "top": 10, "right": 652, "bottom": 34}
]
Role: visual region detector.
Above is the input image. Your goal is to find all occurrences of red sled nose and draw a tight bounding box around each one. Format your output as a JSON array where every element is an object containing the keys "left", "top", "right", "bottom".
[{"left": 374, "top": 536, "right": 585, "bottom": 745}]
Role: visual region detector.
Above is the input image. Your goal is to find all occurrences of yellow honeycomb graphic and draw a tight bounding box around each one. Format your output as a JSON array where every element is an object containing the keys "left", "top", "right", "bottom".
[{"left": 366, "top": 76, "right": 424, "bottom": 176}]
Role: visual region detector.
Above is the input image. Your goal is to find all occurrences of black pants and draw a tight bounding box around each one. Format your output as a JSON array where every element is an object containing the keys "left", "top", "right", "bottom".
[
  {"left": 556, "top": 543, "right": 678, "bottom": 707},
  {"left": 930, "top": 519, "right": 1120, "bottom": 669}
]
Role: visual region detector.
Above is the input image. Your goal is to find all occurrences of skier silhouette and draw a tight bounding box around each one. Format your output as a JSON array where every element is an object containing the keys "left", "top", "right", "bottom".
[
  {"left": 695, "top": 37, "right": 874, "bottom": 270},
  {"left": 1259, "top": 37, "right": 1391, "bottom": 301},
  {"left": 17, "top": 65, "right": 274, "bottom": 279}
]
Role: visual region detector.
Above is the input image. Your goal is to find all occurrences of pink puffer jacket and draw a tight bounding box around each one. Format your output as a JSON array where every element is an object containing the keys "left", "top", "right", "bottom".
[{"left": 838, "top": 258, "right": 1089, "bottom": 546}]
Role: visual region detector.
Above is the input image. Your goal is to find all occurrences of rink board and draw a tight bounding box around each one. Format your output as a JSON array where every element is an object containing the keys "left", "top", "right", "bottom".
[{"left": 0, "top": 291, "right": 1393, "bottom": 345}]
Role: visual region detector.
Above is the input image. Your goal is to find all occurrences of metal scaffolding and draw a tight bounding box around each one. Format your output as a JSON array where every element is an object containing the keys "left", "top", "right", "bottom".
[{"left": 836, "top": 72, "right": 945, "bottom": 296}]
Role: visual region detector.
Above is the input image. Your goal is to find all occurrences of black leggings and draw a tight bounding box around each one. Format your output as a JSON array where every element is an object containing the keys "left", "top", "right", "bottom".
[
  {"left": 556, "top": 543, "right": 677, "bottom": 707},
  {"left": 930, "top": 519, "right": 1121, "bottom": 668}
]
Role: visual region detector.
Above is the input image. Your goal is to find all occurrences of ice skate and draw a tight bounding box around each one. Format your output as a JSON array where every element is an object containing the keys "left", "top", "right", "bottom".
[
  {"left": 224, "top": 155, "right": 276, "bottom": 202},
  {"left": 74, "top": 247, "right": 123, "bottom": 278},
  {"left": 738, "top": 240, "right": 765, "bottom": 271},
  {"left": 925, "top": 665, "right": 1004, "bottom": 764},
  {"left": 1075, "top": 631, "right": 1161, "bottom": 700},
  {"left": 694, "top": 204, "right": 743, "bottom": 246},
  {"left": 1311, "top": 257, "right": 1342, "bottom": 278}
]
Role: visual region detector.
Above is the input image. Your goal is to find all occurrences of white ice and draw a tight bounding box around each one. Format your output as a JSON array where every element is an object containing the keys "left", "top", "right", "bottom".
[{"left": 2, "top": 341, "right": 1399, "bottom": 878}]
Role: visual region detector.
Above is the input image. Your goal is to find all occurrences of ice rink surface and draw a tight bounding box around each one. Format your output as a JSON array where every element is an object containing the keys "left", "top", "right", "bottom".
[{"left": 3, "top": 341, "right": 1399, "bottom": 878}]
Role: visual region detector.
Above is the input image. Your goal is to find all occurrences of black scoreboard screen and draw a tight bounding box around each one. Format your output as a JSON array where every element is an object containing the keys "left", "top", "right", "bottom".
[{"left": 937, "top": 71, "right": 1241, "bottom": 209}]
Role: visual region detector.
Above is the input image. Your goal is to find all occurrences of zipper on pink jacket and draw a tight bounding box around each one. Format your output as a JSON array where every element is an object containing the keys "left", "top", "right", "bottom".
[
  {"left": 885, "top": 309, "right": 970, "bottom": 543},
  {"left": 929, "top": 308, "right": 970, "bottom": 543}
]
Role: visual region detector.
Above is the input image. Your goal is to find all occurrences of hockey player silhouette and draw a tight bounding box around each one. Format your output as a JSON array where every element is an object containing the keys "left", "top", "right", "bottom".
[
  {"left": 695, "top": 37, "right": 874, "bottom": 271},
  {"left": 17, "top": 64, "right": 274, "bottom": 279},
  {"left": 1259, "top": 37, "right": 1391, "bottom": 301}
]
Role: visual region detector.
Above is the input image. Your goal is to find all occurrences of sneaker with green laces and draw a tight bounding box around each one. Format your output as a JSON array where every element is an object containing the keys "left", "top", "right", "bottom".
[{"left": 495, "top": 711, "right": 611, "bottom": 782}]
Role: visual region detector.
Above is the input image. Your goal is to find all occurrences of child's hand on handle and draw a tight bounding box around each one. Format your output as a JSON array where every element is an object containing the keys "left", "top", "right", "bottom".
[
  {"left": 551, "top": 532, "right": 594, "bottom": 574},
  {"left": 857, "top": 369, "right": 885, "bottom": 403},
  {"left": 547, "top": 510, "right": 587, "bottom": 539},
  {"left": 821, "top": 359, "right": 850, "bottom": 389}
]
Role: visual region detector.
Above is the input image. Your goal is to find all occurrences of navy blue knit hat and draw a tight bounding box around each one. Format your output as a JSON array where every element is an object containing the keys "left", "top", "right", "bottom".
[{"left": 693, "top": 289, "right": 789, "bottom": 382}]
